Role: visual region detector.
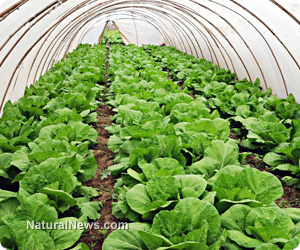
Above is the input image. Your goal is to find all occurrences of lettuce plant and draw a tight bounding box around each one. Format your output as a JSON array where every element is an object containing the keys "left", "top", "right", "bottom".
[
  {"left": 104, "top": 198, "right": 227, "bottom": 250},
  {"left": 222, "top": 205, "right": 300, "bottom": 249}
]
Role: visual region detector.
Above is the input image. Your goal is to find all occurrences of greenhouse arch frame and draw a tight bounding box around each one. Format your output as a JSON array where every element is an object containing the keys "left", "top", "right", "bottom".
[{"left": 0, "top": 0, "right": 300, "bottom": 113}]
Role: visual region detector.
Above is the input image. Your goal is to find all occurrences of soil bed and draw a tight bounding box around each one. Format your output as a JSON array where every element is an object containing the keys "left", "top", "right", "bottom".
[{"left": 76, "top": 105, "right": 119, "bottom": 249}]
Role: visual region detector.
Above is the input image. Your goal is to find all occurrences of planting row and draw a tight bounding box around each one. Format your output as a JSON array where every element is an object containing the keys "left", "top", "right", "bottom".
[
  {"left": 102, "top": 44, "right": 300, "bottom": 250},
  {"left": 0, "top": 44, "right": 106, "bottom": 249},
  {"left": 144, "top": 45, "right": 300, "bottom": 188},
  {"left": 2, "top": 38, "right": 300, "bottom": 249}
]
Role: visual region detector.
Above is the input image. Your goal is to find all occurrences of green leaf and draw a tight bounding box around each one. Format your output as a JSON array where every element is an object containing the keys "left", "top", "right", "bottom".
[
  {"left": 245, "top": 207, "right": 295, "bottom": 235},
  {"left": 0, "top": 153, "right": 12, "bottom": 170},
  {"left": 152, "top": 210, "right": 184, "bottom": 238},
  {"left": 221, "top": 204, "right": 252, "bottom": 232},
  {"left": 213, "top": 168, "right": 283, "bottom": 205},
  {"left": 126, "top": 184, "right": 152, "bottom": 214},
  {"left": 20, "top": 159, "right": 77, "bottom": 194},
  {"left": 77, "top": 154, "right": 97, "bottom": 182},
  {"left": 138, "top": 231, "right": 172, "bottom": 250},
  {"left": 185, "top": 132, "right": 212, "bottom": 159},
  {"left": 129, "top": 148, "right": 160, "bottom": 167},
  {"left": 239, "top": 168, "right": 283, "bottom": 204},
  {"left": 255, "top": 243, "right": 281, "bottom": 250},
  {"left": 157, "top": 136, "right": 186, "bottom": 166},
  {"left": 24, "top": 230, "right": 55, "bottom": 250},
  {"left": 152, "top": 198, "right": 220, "bottom": 244},
  {"left": 191, "top": 141, "right": 240, "bottom": 178},
  {"left": 51, "top": 217, "right": 85, "bottom": 250},
  {"left": 0, "top": 198, "right": 20, "bottom": 218},
  {"left": 227, "top": 230, "right": 263, "bottom": 248},
  {"left": 69, "top": 243, "right": 90, "bottom": 250},
  {"left": 0, "top": 190, "right": 17, "bottom": 202},
  {"left": 247, "top": 226, "right": 290, "bottom": 243},
  {"left": 157, "top": 242, "right": 209, "bottom": 250},
  {"left": 140, "top": 158, "right": 184, "bottom": 181},
  {"left": 102, "top": 223, "right": 150, "bottom": 250},
  {"left": 185, "top": 221, "right": 209, "bottom": 244},
  {"left": 79, "top": 202, "right": 101, "bottom": 220},
  {"left": 213, "top": 118, "right": 231, "bottom": 141},
  {"left": 127, "top": 169, "right": 145, "bottom": 183},
  {"left": 174, "top": 175, "right": 207, "bottom": 198},
  {"left": 15, "top": 193, "right": 58, "bottom": 223},
  {"left": 263, "top": 152, "right": 289, "bottom": 167},
  {"left": 39, "top": 188, "right": 77, "bottom": 213},
  {"left": 283, "top": 208, "right": 300, "bottom": 224},
  {"left": 204, "top": 140, "right": 240, "bottom": 169},
  {"left": 184, "top": 119, "right": 218, "bottom": 137},
  {"left": 283, "top": 238, "right": 300, "bottom": 250},
  {"left": 146, "top": 177, "right": 180, "bottom": 201},
  {"left": 200, "top": 191, "right": 216, "bottom": 205}
]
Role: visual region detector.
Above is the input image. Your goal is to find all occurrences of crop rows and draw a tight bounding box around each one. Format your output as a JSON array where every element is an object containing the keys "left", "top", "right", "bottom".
[
  {"left": 102, "top": 44, "right": 300, "bottom": 249},
  {"left": 1, "top": 38, "right": 300, "bottom": 249},
  {"left": 144, "top": 45, "right": 300, "bottom": 188},
  {"left": 0, "top": 44, "right": 106, "bottom": 249}
]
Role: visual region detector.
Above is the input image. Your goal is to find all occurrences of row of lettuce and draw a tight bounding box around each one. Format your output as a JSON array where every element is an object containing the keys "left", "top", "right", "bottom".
[
  {"left": 1, "top": 37, "right": 300, "bottom": 249},
  {"left": 0, "top": 44, "right": 106, "bottom": 249},
  {"left": 101, "top": 29, "right": 125, "bottom": 45},
  {"left": 102, "top": 44, "right": 300, "bottom": 250},
  {"left": 143, "top": 45, "right": 300, "bottom": 188}
]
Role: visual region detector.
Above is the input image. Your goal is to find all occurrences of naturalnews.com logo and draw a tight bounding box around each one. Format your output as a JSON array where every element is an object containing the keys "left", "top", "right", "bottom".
[{"left": 27, "top": 220, "right": 129, "bottom": 230}]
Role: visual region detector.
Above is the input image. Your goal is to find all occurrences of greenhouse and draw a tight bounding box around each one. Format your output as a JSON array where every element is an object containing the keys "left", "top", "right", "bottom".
[{"left": 1, "top": 0, "right": 300, "bottom": 249}]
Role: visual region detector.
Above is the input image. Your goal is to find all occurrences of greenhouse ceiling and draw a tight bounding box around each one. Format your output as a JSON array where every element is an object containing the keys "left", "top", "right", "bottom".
[{"left": 0, "top": 0, "right": 300, "bottom": 114}]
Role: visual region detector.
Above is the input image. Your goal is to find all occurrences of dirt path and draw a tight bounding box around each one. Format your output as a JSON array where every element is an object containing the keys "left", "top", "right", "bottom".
[
  {"left": 76, "top": 105, "right": 120, "bottom": 249},
  {"left": 76, "top": 41, "right": 120, "bottom": 249}
]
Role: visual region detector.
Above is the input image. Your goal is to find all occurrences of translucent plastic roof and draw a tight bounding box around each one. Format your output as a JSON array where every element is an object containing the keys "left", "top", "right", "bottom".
[{"left": 1, "top": 0, "right": 300, "bottom": 114}]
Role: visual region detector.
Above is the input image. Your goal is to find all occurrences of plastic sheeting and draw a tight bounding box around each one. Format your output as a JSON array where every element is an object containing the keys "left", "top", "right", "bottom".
[
  {"left": 81, "top": 22, "right": 107, "bottom": 45},
  {"left": 0, "top": 0, "right": 300, "bottom": 115},
  {"left": 0, "top": 0, "right": 22, "bottom": 16},
  {"left": 114, "top": 19, "right": 164, "bottom": 46}
]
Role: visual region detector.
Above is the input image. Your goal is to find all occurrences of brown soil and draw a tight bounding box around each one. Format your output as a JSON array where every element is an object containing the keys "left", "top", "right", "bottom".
[
  {"left": 244, "top": 154, "right": 267, "bottom": 170},
  {"left": 276, "top": 186, "right": 300, "bottom": 208},
  {"left": 76, "top": 105, "right": 120, "bottom": 249},
  {"left": 188, "top": 92, "right": 196, "bottom": 99},
  {"left": 229, "top": 130, "right": 240, "bottom": 140}
]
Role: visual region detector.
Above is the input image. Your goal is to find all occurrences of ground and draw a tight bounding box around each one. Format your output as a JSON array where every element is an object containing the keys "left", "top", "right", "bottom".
[{"left": 76, "top": 105, "right": 120, "bottom": 249}]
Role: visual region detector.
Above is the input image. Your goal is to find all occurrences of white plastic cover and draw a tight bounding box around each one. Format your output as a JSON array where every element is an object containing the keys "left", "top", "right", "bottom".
[
  {"left": 0, "top": 0, "right": 300, "bottom": 114},
  {"left": 81, "top": 22, "right": 107, "bottom": 45},
  {"left": 114, "top": 19, "right": 164, "bottom": 46},
  {"left": 0, "top": 0, "right": 22, "bottom": 15}
]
